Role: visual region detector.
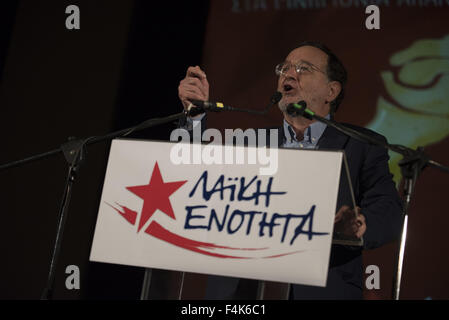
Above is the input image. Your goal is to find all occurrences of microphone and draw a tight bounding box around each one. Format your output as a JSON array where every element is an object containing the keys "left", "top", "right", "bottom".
[
  {"left": 286, "top": 101, "right": 315, "bottom": 120},
  {"left": 270, "top": 91, "right": 283, "bottom": 105},
  {"left": 190, "top": 100, "right": 234, "bottom": 112},
  {"left": 187, "top": 91, "right": 282, "bottom": 116}
]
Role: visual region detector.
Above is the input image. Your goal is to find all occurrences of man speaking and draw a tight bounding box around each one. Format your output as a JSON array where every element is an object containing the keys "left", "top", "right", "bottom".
[{"left": 177, "top": 41, "right": 403, "bottom": 299}]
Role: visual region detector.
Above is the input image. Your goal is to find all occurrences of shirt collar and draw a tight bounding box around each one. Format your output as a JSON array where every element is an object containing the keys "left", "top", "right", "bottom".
[{"left": 283, "top": 114, "right": 330, "bottom": 144}]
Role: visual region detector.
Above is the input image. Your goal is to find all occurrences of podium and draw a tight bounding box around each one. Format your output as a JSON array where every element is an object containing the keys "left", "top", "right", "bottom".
[{"left": 89, "top": 139, "right": 360, "bottom": 299}]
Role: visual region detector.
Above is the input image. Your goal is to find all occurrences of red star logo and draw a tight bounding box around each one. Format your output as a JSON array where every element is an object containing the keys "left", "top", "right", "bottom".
[{"left": 126, "top": 162, "right": 187, "bottom": 232}]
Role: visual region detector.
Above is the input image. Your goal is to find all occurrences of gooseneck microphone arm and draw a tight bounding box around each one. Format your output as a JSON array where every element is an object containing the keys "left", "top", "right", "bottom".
[
  {"left": 288, "top": 101, "right": 449, "bottom": 301},
  {"left": 0, "top": 112, "right": 187, "bottom": 172},
  {"left": 188, "top": 91, "right": 283, "bottom": 116}
]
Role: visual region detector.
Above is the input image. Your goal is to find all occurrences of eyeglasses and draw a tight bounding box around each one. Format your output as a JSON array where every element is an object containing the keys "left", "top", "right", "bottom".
[{"left": 275, "top": 61, "right": 326, "bottom": 77}]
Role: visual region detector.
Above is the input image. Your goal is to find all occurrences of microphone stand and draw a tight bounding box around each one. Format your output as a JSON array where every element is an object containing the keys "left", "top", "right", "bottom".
[
  {"left": 0, "top": 110, "right": 188, "bottom": 300},
  {"left": 288, "top": 103, "right": 449, "bottom": 300}
]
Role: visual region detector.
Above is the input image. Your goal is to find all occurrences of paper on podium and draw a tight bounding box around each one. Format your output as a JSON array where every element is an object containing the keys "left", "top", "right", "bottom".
[{"left": 90, "top": 139, "right": 347, "bottom": 287}]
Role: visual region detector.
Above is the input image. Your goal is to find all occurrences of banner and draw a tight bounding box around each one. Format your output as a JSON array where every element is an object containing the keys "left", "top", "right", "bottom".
[{"left": 90, "top": 139, "right": 343, "bottom": 287}]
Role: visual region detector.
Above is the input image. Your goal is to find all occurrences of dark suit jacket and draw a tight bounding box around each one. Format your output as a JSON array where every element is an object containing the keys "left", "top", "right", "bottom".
[{"left": 180, "top": 115, "right": 403, "bottom": 299}]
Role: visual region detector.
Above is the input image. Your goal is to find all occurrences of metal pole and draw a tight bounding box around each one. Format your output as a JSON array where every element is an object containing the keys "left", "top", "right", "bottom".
[
  {"left": 177, "top": 272, "right": 186, "bottom": 300},
  {"left": 41, "top": 164, "right": 78, "bottom": 300},
  {"left": 140, "top": 268, "right": 153, "bottom": 300},
  {"left": 256, "top": 281, "right": 266, "bottom": 300},
  {"left": 393, "top": 170, "right": 416, "bottom": 300},
  {"left": 393, "top": 214, "right": 409, "bottom": 300}
]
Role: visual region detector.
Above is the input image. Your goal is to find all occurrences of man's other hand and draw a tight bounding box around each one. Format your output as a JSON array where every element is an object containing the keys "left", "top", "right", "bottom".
[{"left": 334, "top": 205, "right": 366, "bottom": 239}]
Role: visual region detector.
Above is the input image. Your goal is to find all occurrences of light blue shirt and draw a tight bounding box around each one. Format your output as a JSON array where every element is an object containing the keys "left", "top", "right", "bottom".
[
  {"left": 183, "top": 113, "right": 205, "bottom": 131},
  {"left": 282, "top": 114, "right": 330, "bottom": 149}
]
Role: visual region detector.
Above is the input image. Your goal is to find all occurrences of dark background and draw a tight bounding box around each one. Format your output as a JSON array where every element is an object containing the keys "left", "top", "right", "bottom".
[
  {"left": 0, "top": 0, "right": 209, "bottom": 299},
  {"left": 0, "top": 1, "right": 447, "bottom": 300}
]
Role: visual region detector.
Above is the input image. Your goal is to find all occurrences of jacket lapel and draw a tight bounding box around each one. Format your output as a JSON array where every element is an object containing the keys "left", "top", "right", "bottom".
[{"left": 316, "top": 125, "right": 349, "bottom": 151}]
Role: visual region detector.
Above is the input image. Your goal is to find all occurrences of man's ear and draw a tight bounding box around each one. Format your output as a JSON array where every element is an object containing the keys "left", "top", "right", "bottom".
[{"left": 327, "top": 81, "right": 341, "bottom": 103}]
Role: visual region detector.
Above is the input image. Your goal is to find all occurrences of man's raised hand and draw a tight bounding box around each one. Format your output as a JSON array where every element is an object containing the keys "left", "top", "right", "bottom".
[{"left": 178, "top": 66, "right": 209, "bottom": 111}]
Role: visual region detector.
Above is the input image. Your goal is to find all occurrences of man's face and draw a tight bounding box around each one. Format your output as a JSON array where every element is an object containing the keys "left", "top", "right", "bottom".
[{"left": 277, "top": 46, "right": 332, "bottom": 117}]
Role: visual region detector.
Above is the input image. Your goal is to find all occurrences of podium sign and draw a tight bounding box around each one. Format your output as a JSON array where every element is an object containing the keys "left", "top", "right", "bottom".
[{"left": 90, "top": 139, "right": 342, "bottom": 287}]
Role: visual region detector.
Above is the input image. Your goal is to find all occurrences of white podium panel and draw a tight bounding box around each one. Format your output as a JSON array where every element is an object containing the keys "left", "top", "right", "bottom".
[{"left": 90, "top": 139, "right": 342, "bottom": 287}]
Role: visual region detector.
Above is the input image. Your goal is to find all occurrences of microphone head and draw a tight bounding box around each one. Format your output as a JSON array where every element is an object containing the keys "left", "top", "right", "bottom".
[
  {"left": 286, "top": 100, "right": 307, "bottom": 117},
  {"left": 295, "top": 100, "right": 307, "bottom": 108},
  {"left": 186, "top": 99, "right": 206, "bottom": 116},
  {"left": 190, "top": 99, "right": 204, "bottom": 107},
  {"left": 270, "top": 91, "right": 283, "bottom": 104},
  {"left": 187, "top": 106, "right": 205, "bottom": 117}
]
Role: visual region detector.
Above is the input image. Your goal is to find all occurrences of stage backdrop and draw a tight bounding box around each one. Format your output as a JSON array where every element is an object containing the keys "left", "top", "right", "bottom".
[{"left": 199, "top": 1, "right": 449, "bottom": 299}]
